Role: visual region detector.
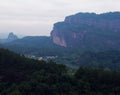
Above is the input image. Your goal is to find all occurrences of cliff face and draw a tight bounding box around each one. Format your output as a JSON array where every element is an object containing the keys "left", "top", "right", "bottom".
[{"left": 51, "top": 12, "right": 120, "bottom": 50}]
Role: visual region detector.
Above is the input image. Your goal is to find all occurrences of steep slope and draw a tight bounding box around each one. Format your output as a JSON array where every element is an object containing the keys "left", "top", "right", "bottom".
[
  {"left": 0, "top": 48, "right": 68, "bottom": 95},
  {"left": 51, "top": 12, "right": 120, "bottom": 50}
]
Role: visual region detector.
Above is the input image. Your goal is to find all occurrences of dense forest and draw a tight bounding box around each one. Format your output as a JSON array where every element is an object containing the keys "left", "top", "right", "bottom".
[
  {"left": 0, "top": 48, "right": 120, "bottom": 95},
  {"left": 55, "top": 50, "right": 120, "bottom": 69}
]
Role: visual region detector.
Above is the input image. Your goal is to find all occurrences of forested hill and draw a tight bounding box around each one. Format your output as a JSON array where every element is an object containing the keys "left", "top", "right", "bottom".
[
  {"left": 1, "top": 48, "right": 120, "bottom": 95},
  {"left": 2, "top": 36, "right": 64, "bottom": 56}
]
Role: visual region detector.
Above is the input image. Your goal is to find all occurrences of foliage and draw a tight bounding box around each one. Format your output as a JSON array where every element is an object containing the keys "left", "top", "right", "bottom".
[
  {"left": 55, "top": 50, "right": 120, "bottom": 69},
  {"left": 1, "top": 48, "right": 120, "bottom": 95}
]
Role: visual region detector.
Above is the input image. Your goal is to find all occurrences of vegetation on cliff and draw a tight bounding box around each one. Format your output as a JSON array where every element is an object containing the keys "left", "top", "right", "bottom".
[{"left": 51, "top": 12, "right": 120, "bottom": 49}]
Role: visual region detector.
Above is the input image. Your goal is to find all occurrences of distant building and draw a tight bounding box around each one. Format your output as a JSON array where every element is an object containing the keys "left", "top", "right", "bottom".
[{"left": 24, "top": 54, "right": 58, "bottom": 61}]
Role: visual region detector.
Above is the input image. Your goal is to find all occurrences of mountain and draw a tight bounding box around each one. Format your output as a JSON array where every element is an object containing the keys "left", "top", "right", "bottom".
[
  {"left": 7, "top": 32, "right": 18, "bottom": 42},
  {"left": 3, "top": 36, "right": 68, "bottom": 56},
  {"left": 0, "top": 32, "right": 18, "bottom": 43},
  {"left": 6, "top": 36, "right": 54, "bottom": 47},
  {"left": 51, "top": 12, "right": 120, "bottom": 51}
]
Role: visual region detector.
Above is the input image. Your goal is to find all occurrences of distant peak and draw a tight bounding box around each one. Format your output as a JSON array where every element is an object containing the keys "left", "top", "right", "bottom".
[
  {"left": 7, "top": 32, "right": 18, "bottom": 41},
  {"left": 9, "top": 32, "right": 14, "bottom": 35}
]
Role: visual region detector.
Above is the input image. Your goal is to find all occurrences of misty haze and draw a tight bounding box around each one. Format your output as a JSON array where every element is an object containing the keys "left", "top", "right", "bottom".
[{"left": 0, "top": 0, "right": 120, "bottom": 95}]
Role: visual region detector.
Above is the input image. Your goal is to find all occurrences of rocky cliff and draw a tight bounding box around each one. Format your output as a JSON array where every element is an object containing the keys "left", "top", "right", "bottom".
[{"left": 51, "top": 12, "right": 120, "bottom": 50}]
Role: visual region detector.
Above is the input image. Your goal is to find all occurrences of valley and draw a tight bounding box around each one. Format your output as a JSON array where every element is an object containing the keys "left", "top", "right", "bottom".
[
  {"left": 0, "top": 12, "right": 120, "bottom": 95},
  {"left": 1, "top": 12, "right": 120, "bottom": 68}
]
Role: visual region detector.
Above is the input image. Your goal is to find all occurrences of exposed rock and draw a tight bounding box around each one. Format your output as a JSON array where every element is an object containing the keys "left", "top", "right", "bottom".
[
  {"left": 51, "top": 29, "right": 67, "bottom": 47},
  {"left": 51, "top": 12, "right": 120, "bottom": 50}
]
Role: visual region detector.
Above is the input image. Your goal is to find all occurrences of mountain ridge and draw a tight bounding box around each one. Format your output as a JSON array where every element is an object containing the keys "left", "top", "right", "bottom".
[{"left": 51, "top": 12, "right": 120, "bottom": 50}]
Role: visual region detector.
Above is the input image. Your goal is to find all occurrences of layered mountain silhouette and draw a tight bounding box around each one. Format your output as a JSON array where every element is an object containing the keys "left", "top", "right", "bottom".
[{"left": 1, "top": 12, "right": 120, "bottom": 54}]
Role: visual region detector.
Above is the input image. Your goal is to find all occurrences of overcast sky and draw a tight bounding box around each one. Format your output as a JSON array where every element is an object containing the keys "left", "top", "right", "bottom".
[{"left": 0, "top": 0, "right": 120, "bottom": 38}]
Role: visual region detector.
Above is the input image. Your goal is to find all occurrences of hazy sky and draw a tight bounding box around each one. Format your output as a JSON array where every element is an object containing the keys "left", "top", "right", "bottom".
[{"left": 0, "top": 0, "right": 120, "bottom": 38}]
